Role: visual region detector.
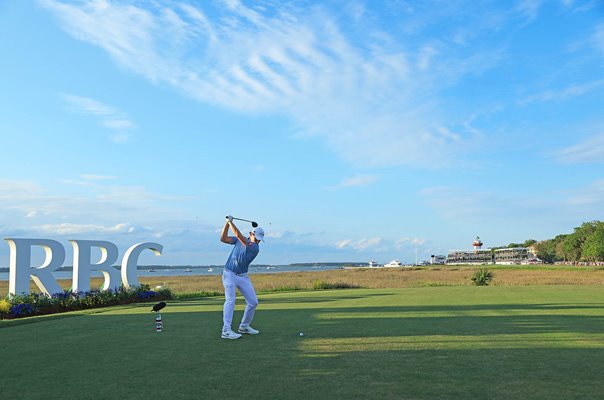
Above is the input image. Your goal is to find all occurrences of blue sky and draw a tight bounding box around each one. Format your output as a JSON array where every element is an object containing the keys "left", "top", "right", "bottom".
[{"left": 1, "top": 0, "right": 603, "bottom": 266}]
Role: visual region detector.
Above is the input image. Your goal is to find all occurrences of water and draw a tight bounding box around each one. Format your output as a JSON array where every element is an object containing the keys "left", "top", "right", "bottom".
[{"left": 0, "top": 264, "right": 352, "bottom": 281}]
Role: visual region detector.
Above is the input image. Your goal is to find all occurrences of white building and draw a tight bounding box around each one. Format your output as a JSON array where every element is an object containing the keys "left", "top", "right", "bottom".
[
  {"left": 430, "top": 255, "right": 447, "bottom": 265},
  {"left": 446, "top": 249, "right": 493, "bottom": 265},
  {"left": 494, "top": 247, "right": 540, "bottom": 265}
]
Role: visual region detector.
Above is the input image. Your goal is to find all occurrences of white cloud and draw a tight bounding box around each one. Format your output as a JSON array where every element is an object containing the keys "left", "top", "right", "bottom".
[
  {"left": 335, "top": 239, "right": 353, "bottom": 249},
  {"left": 555, "top": 133, "right": 604, "bottom": 164},
  {"left": 38, "top": 222, "right": 136, "bottom": 235},
  {"left": 40, "top": 0, "right": 503, "bottom": 168},
  {"left": 336, "top": 237, "right": 382, "bottom": 251},
  {"left": 61, "top": 93, "right": 135, "bottom": 137},
  {"left": 266, "top": 231, "right": 284, "bottom": 239}
]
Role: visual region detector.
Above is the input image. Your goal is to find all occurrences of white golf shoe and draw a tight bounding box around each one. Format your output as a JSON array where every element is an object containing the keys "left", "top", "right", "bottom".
[
  {"left": 221, "top": 329, "right": 242, "bottom": 340},
  {"left": 238, "top": 325, "right": 260, "bottom": 335}
]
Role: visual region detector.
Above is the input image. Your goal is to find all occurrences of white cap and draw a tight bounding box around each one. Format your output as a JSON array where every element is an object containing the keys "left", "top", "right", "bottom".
[{"left": 252, "top": 227, "right": 265, "bottom": 242}]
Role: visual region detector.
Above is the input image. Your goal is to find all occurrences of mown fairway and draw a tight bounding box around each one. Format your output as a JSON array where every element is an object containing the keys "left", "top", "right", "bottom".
[{"left": 1, "top": 286, "right": 603, "bottom": 399}]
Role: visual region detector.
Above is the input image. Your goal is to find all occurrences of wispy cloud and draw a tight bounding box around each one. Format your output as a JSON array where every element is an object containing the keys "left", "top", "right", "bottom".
[
  {"left": 565, "top": 178, "right": 604, "bottom": 206},
  {"left": 514, "top": 0, "right": 544, "bottom": 21},
  {"left": 421, "top": 178, "right": 604, "bottom": 228},
  {"left": 593, "top": 23, "right": 604, "bottom": 56},
  {"left": 396, "top": 237, "right": 427, "bottom": 248},
  {"left": 519, "top": 79, "right": 604, "bottom": 105},
  {"left": 41, "top": 0, "right": 507, "bottom": 168},
  {"left": 0, "top": 178, "right": 217, "bottom": 264},
  {"left": 0, "top": 178, "right": 188, "bottom": 224},
  {"left": 81, "top": 174, "right": 118, "bottom": 181},
  {"left": 555, "top": 133, "right": 604, "bottom": 164},
  {"left": 62, "top": 174, "right": 118, "bottom": 187},
  {"left": 330, "top": 174, "right": 377, "bottom": 190},
  {"left": 61, "top": 93, "right": 135, "bottom": 141},
  {"left": 335, "top": 236, "right": 429, "bottom": 253}
]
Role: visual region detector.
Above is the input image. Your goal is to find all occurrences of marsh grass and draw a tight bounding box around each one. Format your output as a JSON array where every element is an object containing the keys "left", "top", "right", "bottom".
[
  {"left": 312, "top": 279, "right": 361, "bottom": 290},
  {"left": 2, "top": 266, "right": 604, "bottom": 298}
]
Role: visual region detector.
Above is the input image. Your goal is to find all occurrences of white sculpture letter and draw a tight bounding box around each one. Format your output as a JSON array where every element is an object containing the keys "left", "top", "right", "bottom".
[
  {"left": 70, "top": 240, "right": 120, "bottom": 293},
  {"left": 121, "top": 242, "right": 163, "bottom": 288},
  {"left": 6, "top": 238, "right": 65, "bottom": 296}
]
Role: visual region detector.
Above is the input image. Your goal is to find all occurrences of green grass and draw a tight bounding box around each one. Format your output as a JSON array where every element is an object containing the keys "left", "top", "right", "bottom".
[{"left": 1, "top": 286, "right": 604, "bottom": 399}]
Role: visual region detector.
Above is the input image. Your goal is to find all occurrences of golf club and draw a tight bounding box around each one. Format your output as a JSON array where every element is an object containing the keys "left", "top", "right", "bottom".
[{"left": 226, "top": 215, "right": 258, "bottom": 228}]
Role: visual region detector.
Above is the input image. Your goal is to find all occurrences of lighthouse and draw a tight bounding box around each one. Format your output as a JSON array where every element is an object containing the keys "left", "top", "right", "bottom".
[{"left": 473, "top": 236, "right": 483, "bottom": 252}]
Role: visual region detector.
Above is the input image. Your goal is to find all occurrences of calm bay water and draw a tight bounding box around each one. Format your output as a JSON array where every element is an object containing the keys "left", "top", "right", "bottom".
[{"left": 0, "top": 264, "right": 354, "bottom": 281}]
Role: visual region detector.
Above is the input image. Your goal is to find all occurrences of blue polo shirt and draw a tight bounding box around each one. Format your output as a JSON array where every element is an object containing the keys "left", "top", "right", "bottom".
[{"left": 224, "top": 237, "right": 259, "bottom": 274}]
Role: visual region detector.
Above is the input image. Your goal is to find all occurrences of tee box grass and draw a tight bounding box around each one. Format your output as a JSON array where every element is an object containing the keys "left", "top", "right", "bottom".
[{"left": 1, "top": 285, "right": 603, "bottom": 399}]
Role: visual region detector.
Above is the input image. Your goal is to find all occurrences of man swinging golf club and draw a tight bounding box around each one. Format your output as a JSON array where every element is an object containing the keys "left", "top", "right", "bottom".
[{"left": 220, "top": 215, "right": 265, "bottom": 339}]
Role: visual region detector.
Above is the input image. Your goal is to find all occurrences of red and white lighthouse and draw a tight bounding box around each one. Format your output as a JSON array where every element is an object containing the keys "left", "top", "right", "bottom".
[{"left": 472, "top": 236, "right": 483, "bottom": 251}]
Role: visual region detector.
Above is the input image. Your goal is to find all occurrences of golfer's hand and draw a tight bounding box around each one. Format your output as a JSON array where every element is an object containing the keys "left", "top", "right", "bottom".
[{"left": 226, "top": 215, "right": 233, "bottom": 223}]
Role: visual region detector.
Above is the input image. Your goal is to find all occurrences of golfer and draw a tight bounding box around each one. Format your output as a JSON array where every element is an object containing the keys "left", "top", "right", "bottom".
[{"left": 220, "top": 215, "right": 265, "bottom": 339}]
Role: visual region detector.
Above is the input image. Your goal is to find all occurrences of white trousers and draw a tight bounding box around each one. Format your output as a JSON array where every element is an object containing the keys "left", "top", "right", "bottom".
[{"left": 222, "top": 269, "right": 258, "bottom": 331}]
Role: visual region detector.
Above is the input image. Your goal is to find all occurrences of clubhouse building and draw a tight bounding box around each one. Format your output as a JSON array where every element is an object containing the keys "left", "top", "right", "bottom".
[{"left": 446, "top": 236, "right": 541, "bottom": 265}]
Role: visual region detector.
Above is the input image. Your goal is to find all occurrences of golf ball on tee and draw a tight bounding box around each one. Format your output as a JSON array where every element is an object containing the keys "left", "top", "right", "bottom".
[{"left": 299, "top": 332, "right": 304, "bottom": 337}]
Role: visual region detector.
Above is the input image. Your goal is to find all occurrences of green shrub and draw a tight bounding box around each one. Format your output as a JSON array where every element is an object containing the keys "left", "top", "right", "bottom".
[
  {"left": 174, "top": 290, "right": 222, "bottom": 300},
  {"left": 471, "top": 269, "right": 494, "bottom": 286},
  {"left": 0, "top": 284, "right": 173, "bottom": 320},
  {"left": 312, "top": 280, "right": 360, "bottom": 290},
  {"left": 0, "top": 298, "right": 10, "bottom": 315}
]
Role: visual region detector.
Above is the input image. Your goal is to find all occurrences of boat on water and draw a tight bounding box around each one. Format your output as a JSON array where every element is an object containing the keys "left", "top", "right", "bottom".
[
  {"left": 207, "top": 268, "right": 214, "bottom": 272},
  {"left": 368, "top": 260, "right": 379, "bottom": 267},
  {"left": 383, "top": 260, "right": 403, "bottom": 268},
  {"left": 185, "top": 268, "right": 193, "bottom": 272},
  {"left": 148, "top": 268, "right": 156, "bottom": 273}
]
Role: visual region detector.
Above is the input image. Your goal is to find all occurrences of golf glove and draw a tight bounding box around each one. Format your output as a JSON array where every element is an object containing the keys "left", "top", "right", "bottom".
[{"left": 227, "top": 215, "right": 233, "bottom": 222}]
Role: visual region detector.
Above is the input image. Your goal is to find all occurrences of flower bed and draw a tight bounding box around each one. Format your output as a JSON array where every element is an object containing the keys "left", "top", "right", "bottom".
[{"left": 0, "top": 284, "right": 173, "bottom": 320}]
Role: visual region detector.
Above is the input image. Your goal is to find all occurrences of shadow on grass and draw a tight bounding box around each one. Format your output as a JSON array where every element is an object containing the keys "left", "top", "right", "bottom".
[
  {"left": 1, "top": 298, "right": 604, "bottom": 400},
  {"left": 257, "top": 292, "right": 393, "bottom": 304},
  {"left": 0, "top": 312, "right": 83, "bottom": 329}
]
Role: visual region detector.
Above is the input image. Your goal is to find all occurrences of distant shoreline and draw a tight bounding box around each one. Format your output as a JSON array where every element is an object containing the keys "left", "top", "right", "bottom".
[{"left": 0, "top": 262, "right": 367, "bottom": 273}]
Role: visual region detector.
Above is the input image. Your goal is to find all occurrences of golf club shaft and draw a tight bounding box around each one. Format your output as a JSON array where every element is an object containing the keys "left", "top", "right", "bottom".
[{"left": 228, "top": 216, "right": 254, "bottom": 223}]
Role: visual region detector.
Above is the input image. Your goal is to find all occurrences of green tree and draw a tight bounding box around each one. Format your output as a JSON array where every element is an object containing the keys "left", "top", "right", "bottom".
[
  {"left": 581, "top": 223, "right": 604, "bottom": 261},
  {"left": 534, "top": 239, "right": 556, "bottom": 263},
  {"left": 563, "top": 234, "right": 582, "bottom": 261},
  {"left": 554, "top": 235, "right": 567, "bottom": 261},
  {"left": 523, "top": 239, "right": 537, "bottom": 247}
]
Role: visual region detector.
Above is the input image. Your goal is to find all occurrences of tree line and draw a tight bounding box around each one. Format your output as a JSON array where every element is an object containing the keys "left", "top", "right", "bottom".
[{"left": 499, "top": 221, "right": 604, "bottom": 263}]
